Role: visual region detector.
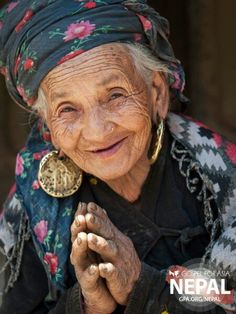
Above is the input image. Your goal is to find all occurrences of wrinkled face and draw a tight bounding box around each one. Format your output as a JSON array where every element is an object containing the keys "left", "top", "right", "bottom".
[{"left": 42, "top": 44, "right": 168, "bottom": 180}]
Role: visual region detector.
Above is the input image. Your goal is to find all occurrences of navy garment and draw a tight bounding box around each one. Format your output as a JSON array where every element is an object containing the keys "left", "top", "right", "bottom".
[{"left": 1, "top": 130, "right": 225, "bottom": 314}]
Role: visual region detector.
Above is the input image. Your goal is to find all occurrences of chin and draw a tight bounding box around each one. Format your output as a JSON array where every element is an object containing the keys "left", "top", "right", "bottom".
[{"left": 88, "top": 159, "right": 134, "bottom": 181}]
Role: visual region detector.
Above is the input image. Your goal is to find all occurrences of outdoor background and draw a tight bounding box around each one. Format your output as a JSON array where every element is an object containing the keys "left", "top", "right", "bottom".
[{"left": 0, "top": 0, "right": 236, "bottom": 206}]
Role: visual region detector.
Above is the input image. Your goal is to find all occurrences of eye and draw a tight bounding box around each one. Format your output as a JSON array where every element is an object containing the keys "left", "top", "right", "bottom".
[
  {"left": 109, "top": 92, "right": 124, "bottom": 101},
  {"left": 57, "top": 104, "right": 77, "bottom": 116},
  {"left": 60, "top": 106, "right": 76, "bottom": 113}
]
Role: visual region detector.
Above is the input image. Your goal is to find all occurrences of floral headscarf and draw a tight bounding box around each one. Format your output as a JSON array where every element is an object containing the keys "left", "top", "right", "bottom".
[{"left": 0, "top": 0, "right": 187, "bottom": 109}]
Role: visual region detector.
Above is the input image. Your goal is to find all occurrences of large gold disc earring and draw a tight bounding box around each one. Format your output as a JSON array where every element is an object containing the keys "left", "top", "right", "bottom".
[
  {"left": 150, "top": 119, "right": 165, "bottom": 165},
  {"left": 38, "top": 151, "right": 83, "bottom": 198}
]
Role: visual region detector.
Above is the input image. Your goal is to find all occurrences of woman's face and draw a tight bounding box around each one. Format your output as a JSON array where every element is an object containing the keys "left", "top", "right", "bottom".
[{"left": 42, "top": 44, "right": 168, "bottom": 180}]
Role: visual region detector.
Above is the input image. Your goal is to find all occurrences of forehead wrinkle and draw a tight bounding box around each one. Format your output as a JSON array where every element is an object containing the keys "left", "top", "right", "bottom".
[
  {"left": 43, "top": 48, "right": 137, "bottom": 103},
  {"left": 45, "top": 47, "right": 132, "bottom": 82},
  {"left": 47, "top": 66, "right": 133, "bottom": 96},
  {"left": 44, "top": 60, "right": 128, "bottom": 88},
  {"left": 58, "top": 57, "right": 130, "bottom": 78}
]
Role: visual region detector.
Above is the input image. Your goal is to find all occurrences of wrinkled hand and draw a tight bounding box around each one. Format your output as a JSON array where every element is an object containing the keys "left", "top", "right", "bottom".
[
  {"left": 70, "top": 202, "right": 117, "bottom": 314},
  {"left": 71, "top": 202, "right": 141, "bottom": 306}
]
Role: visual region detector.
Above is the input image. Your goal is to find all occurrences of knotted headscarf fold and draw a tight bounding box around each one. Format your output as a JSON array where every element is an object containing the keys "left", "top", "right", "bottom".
[{"left": 0, "top": 0, "right": 187, "bottom": 109}]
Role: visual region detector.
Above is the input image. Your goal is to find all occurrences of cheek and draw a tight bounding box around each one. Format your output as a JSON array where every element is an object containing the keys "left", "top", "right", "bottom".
[
  {"left": 115, "top": 98, "right": 151, "bottom": 135},
  {"left": 132, "top": 116, "right": 151, "bottom": 151},
  {"left": 47, "top": 117, "right": 82, "bottom": 151}
]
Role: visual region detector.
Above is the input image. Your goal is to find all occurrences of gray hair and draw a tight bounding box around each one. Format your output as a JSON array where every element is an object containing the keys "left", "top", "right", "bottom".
[{"left": 32, "top": 42, "right": 171, "bottom": 116}]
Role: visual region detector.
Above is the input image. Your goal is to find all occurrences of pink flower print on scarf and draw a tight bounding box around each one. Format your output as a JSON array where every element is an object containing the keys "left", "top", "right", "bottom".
[
  {"left": 34, "top": 220, "right": 48, "bottom": 243},
  {"left": 7, "top": 1, "right": 19, "bottom": 13},
  {"left": 63, "top": 21, "right": 96, "bottom": 41}
]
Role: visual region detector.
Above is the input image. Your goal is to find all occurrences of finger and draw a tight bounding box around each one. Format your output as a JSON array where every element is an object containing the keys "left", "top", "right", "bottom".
[
  {"left": 71, "top": 215, "right": 87, "bottom": 242},
  {"left": 99, "top": 263, "right": 128, "bottom": 305},
  {"left": 80, "top": 264, "right": 117, "bottom": 313},
  {"left": 87, "top": 233, "right": 118, "bottom": 262},
  {"left": 79, "top": 264, "right": 100, "bottom": 293},
  {"left": 75, "top": 202, "right": 87, "bottom": 217},
  {"left": 99, "top": 262, "right": 124, "bottom": 296},
  {"left": 87, "top": 202, "right": 108, "bottom": 218},
  {"left": 71, "top": 202, "right": 88, "bottom": 242},
  {"left": 70, "top": 232, "right": 89, "bottom": 271},
  {"left": 85, "top": 211, "right": 115, "bottom": 239},
  {"left": 99, "top": 262, "right": 117, "bottom": 280}
]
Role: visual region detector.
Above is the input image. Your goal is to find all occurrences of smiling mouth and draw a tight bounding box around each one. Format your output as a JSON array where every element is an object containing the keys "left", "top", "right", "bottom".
[{"left": 89, "top": 137, "right": 128, "bottom": 158}]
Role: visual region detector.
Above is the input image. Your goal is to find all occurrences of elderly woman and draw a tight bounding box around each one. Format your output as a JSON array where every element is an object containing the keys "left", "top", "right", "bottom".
[{"left": 0, "top": 0, "right": 236, "bottom": 313}]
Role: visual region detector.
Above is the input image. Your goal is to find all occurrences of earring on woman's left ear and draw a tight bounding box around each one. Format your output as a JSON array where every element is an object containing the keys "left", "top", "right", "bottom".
[
  {"left": 150, "top": 118, "right": 165, "bottom": 165},
  {"left": 38, "top": 150, "right": 83, "bottom": 198}
]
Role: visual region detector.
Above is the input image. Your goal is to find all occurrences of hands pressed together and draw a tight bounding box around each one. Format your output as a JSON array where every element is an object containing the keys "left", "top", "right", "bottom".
[{"left": 70, "top": 202, "right": 141, "bottom": 314}]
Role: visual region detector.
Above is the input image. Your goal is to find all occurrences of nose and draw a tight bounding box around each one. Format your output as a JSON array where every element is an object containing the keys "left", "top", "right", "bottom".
[{"left": 81, "top": 107, "right": 115, "bottom": 143}]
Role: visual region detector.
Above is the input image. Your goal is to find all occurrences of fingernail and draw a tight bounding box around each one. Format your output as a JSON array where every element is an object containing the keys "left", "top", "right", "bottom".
[
  {"left": 103, "top": 266, "right": 108, "bottom": 273},
  {"left": 92, "top": 235, "right": 97, "bottom": 243},
  {"left": 89, "top": 203, "right": 97, "bottom": 211},
  {"left": 77, "top": 236, "right": 82, "bottom": 245},
  {"left": 81, "top": 203, "right": 87, "bottom": 211},
  {"left": 75, "top": 216, "right": 80, "bottom": 227},
  {"left": 89, "top": 214, "right": 95, "bottom": 224},
  {"left": 88, "top": 265, "right": 97, "bottom": 275},
  {"left": 77, "top": 202, "right": 82, "bottom": 211}
]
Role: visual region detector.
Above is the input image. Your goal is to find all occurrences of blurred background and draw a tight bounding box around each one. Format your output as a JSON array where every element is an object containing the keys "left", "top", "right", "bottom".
[{"left": 0, "top": 0, "right": 236, "bottom": 206}]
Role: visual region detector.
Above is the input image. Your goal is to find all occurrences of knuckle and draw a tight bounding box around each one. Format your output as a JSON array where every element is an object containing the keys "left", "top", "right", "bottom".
[
  {"left": 108, "top": 240, "right": 118, "bottom": 256},
  {"left": 109, "top": 226, "right": 116, "bottom": 240}
]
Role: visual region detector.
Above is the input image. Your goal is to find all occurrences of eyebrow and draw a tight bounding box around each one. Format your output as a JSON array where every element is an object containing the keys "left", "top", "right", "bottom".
[
  {"left": 51, "top": 91, "right": 69, "bottom": 102},
  {"left": 97, "top": 73, "right": 121, "bottom": 88}
]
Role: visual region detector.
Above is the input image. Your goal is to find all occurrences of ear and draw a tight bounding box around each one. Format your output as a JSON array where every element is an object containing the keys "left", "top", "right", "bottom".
[{"left": 150, "top": 71, "right": 169, "bottom": 122}]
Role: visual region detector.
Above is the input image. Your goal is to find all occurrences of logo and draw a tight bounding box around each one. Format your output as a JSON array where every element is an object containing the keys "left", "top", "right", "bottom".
[{"left": 166, "top": 259, "right": 234, "bottom": 312}]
